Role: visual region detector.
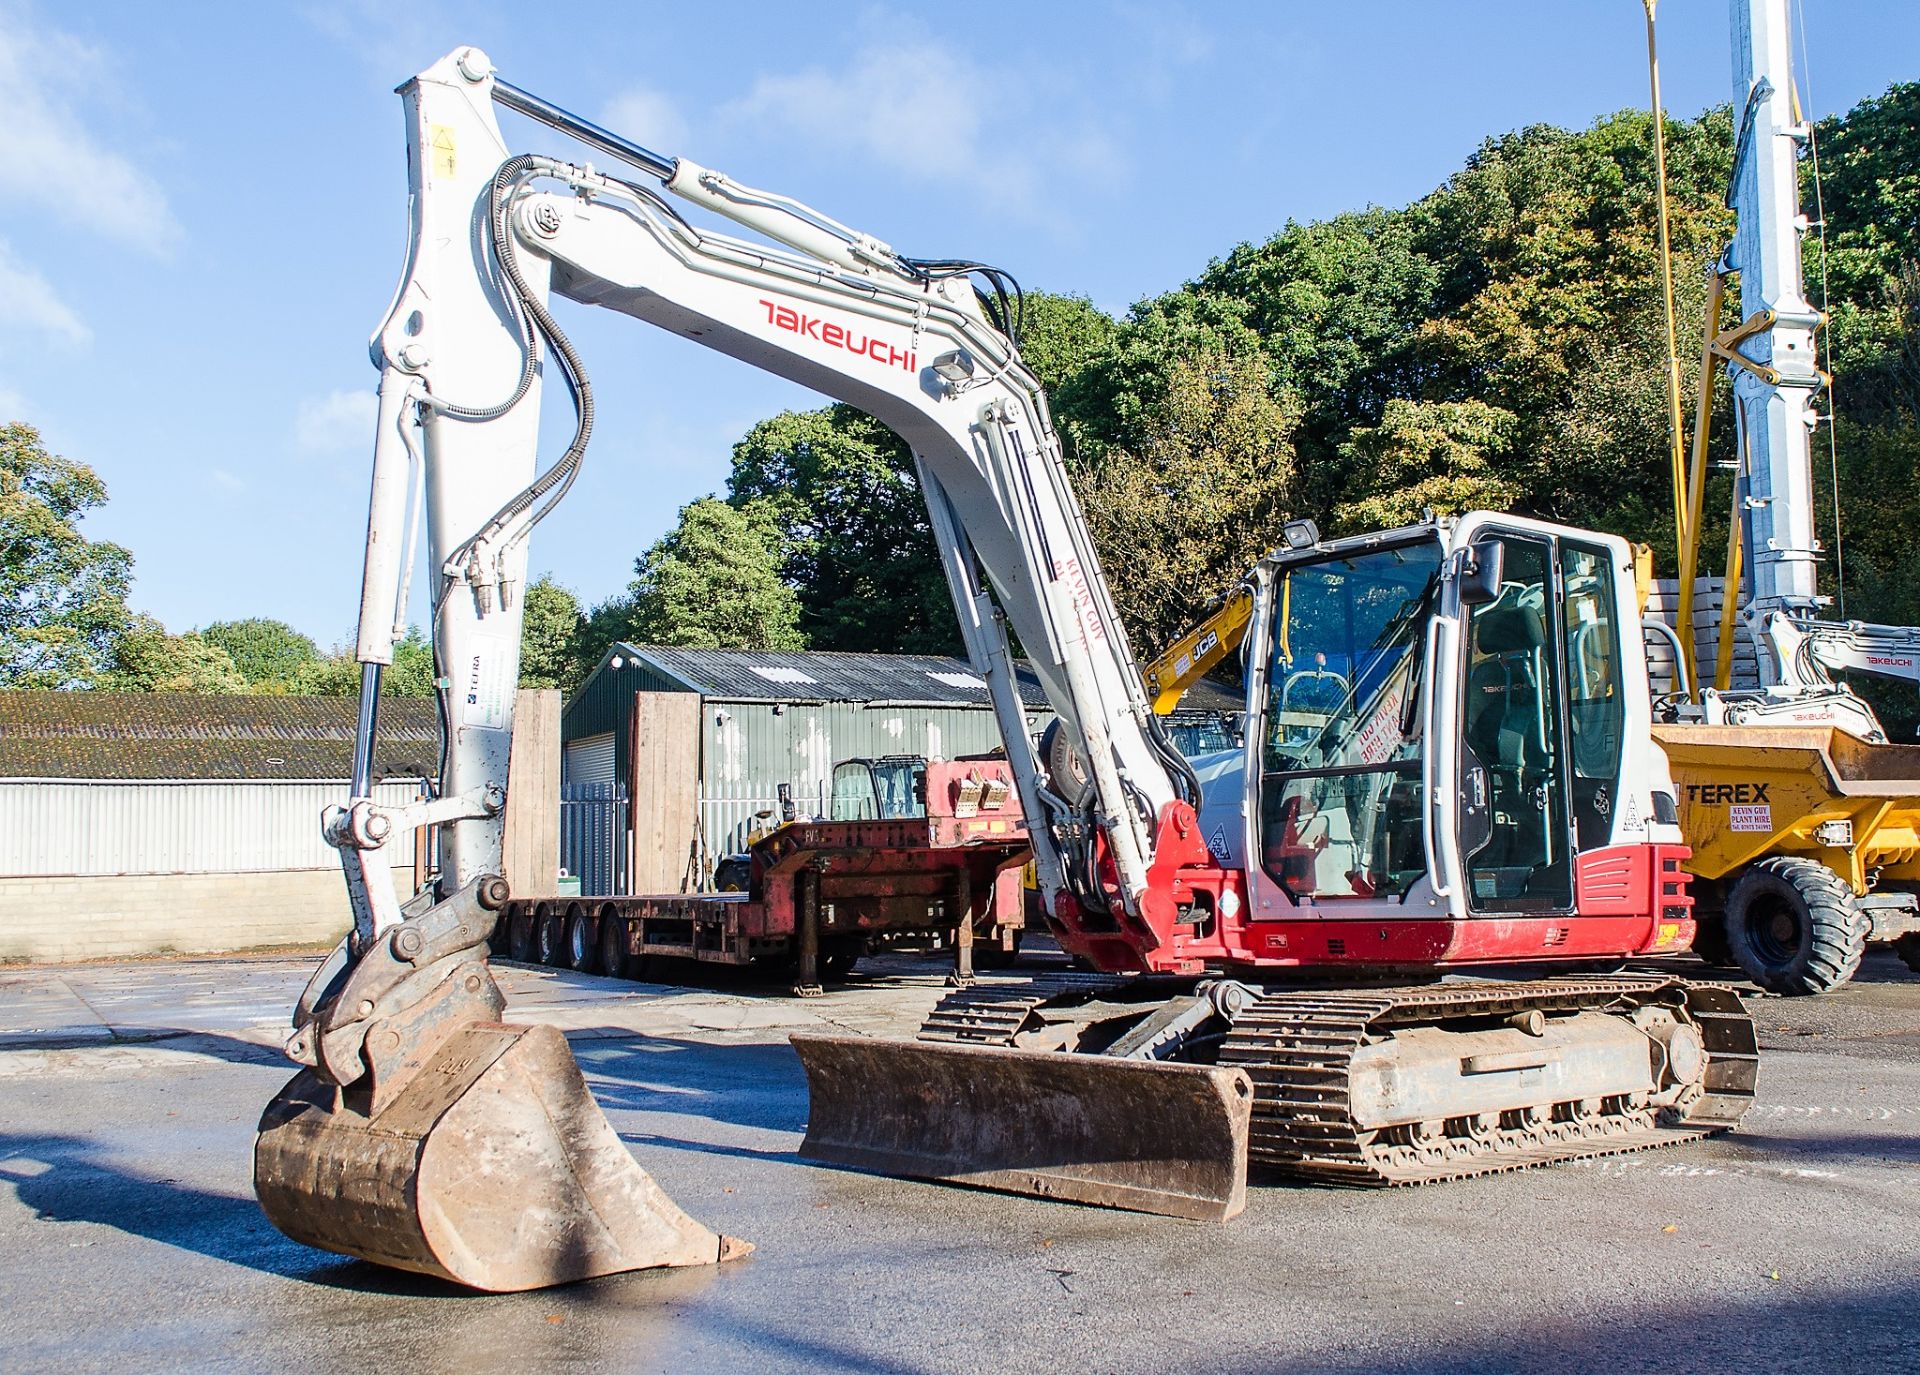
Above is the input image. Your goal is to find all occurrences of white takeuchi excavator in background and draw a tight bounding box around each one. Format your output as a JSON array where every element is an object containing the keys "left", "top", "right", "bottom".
[{"left": 255, "top": 47, "right": 1756, "bottom": 1293}]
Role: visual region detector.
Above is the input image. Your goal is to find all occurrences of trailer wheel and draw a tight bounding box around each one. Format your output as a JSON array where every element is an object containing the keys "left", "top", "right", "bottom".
[
  {"left": 534, "top": 905, "right": 566, "bottom": 967},
  {"left": 595, "top": 905, "right": 630, "bottom": 978},
  {"left": 1896, "top": 933, "right": 1920, "bottom": 976},
  {"left": 820, "top": 937, "right": 863, "bottom": 982},
  {"left": 563, "top": 902, "right": 597, "bottom": 971},
  {"left": 974, "top": 928, "right": 1025, "bottom": 970},
  {"left": 506, "top": 908, "right": 536, "bottom": 963},
  {"left": 1724, "top": 857, "right": 1867, "bottom": 995}
]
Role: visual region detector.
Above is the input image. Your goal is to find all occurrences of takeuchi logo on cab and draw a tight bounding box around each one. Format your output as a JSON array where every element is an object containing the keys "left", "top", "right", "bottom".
[{"left": 759, "top": 299, "right": 917, "bottom": 373}]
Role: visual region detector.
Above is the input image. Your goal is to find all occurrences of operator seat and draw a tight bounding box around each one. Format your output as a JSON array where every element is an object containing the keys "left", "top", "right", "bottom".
[{"left": 1465, "top": 600, "right": 1549, "bottom": 892}]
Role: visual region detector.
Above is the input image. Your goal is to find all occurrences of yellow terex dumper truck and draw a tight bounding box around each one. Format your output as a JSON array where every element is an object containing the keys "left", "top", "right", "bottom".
[{"left": 1648, "top": 0, "right": 1920, "bottom": 994}]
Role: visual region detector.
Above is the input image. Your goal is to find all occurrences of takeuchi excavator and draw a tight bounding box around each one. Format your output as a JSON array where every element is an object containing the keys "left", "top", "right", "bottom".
[{"left": 254, "top": 47, "right": 1759, "bottom": 1291}]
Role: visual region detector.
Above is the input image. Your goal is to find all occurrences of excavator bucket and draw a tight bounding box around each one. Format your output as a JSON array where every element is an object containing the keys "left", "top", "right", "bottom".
[
  {"left": 256, "top": 1021, "right": 750, "bottom": 1292},
  {"left": 791, "top": 1032, "right": 1252, "bottom": 1222}
]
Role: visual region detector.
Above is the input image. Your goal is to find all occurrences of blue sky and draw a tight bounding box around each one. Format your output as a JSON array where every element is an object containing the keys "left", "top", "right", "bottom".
[{"left": 4, "top": 1, "right": 1916, "bottom": 648}]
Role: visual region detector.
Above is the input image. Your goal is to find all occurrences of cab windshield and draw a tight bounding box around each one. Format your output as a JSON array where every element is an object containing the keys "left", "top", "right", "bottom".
[{"left": 1262, "top": 539, "right": 1440, "bottom": 900}]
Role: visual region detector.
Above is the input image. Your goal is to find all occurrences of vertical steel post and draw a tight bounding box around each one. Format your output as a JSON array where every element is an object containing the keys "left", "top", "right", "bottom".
[
  {"left": 1644, "top": 1, "right": 1692, "bottom": 563},
  {"left": 1676, "top": 272, "right": 1728, "bottom": 694},
  {"left": 794, "top": 868, "right": 821, "bottom": 996},
  {"left": 951, "top": 864, "right": 975, "bottom": 987}
]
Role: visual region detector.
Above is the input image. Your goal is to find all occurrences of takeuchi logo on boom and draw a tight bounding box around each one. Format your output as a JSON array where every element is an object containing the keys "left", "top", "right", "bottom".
[{"left": 759, "top": 300, "right": 917, "bottom": 373}]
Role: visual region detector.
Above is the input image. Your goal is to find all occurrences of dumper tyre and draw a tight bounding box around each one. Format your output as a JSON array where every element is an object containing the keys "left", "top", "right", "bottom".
[
  {"left": 1896, "top": 933, "right": 1920, "bottom": 976},
  {"left": 506, "top": 908, "right": 537, "bottom": 964},
  {"left": 596, "top": 904, "right": 632, "bottom": 978},
  {"left": 534, "top": 904, "right": 566, "bottom": 967},
  {"left": 1690, "top": 910, "right": 1733, "bottom": 969},
  {"left": 1725, "top": 856, "right": 1867, "bottom": 995},
  {"left": 563, "top": 902, "right": 597, "bottom": 971}
]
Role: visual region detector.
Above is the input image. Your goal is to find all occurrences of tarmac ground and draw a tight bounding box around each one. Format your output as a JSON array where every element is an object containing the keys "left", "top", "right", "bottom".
[{"left": 1, "top": 947, "right": 1917, "bottom": 1374}]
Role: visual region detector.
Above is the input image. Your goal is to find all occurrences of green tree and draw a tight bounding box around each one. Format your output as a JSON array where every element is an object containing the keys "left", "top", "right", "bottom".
[
  {"left": 1054, "top": 289, "right": 1268, "bottom": 462},
  {"left": 199, "top": 618, "right": 317, "bottom": 692},
  {"left": 727, "top": 408, "right": 955, "bottom": 653},
  {"left": 1072, "top": 351, "right": 1300, "bottom": 648},
  {"left": 295, "top": 627, "right": 436, "bottom": 697},
  {"left": 1016, "top": 291, "right": 1119, "bottom": 394},
  {"left": 1332, "top": 400, "right": 1521, "bottom": 532},
  {"left": 101, "top": 616, "right": 249, "bottom": 693},
  {"left": 519, "top": 575, "right": 591, "bottom": 692},
  {"left": 619, "top": 497, "right": 805, "bottom": 650},
  {"left": 0, "top": 422, "right": 134, "bottom": 688}
]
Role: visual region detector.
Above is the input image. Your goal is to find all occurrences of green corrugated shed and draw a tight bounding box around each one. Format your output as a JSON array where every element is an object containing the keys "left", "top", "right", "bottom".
[{"left": 561, "top": 645, "right": 1053, "bottom": 869}]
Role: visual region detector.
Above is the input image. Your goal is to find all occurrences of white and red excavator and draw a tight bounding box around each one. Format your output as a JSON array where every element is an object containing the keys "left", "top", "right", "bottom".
[{"left": 253, "top": 46, "right": 1757, "bottom": 1293}]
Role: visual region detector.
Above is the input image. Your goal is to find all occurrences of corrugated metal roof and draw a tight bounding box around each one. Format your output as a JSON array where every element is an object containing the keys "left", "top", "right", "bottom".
[
  {"left": 584, "top": 644, "right": 1056, "bottom": 708},
  {"left": 0, "top": 692, "right": 441, "bottom": 781},
  {"left": 1174, "top": 677, "right": 1247, "bottom": 714}
]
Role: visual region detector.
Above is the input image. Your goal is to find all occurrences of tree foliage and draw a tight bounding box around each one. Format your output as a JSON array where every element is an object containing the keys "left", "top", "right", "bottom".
[
  {"left": 612, "top": 498, "right": 805, "bottom": 651},
  {"left": 727, "top": 407, "right": 953, "bottom": 653},
  {"left": 101, "top": 616, "right": 249, "bottom": 694},
  {"left": 1076, "top": 352, "right": 1299, "bottom": 646},
  {"left": 0, "top": 422, "right": 134, "bottom": 688},
  {"left": 293, "top": 627, "right": 436, "bottom": 698},
  {"left": 1333, "top": 399, "right": 1522, "bottom": 533},
  {"left": 199, "top": 618, "right": 318, "bottom": 692},
  {"left": 518, "top": 575, "right": 592, "bottom": 692}
]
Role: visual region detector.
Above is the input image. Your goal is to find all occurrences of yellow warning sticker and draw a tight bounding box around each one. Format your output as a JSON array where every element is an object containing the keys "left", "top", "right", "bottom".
[{"left": 429, "top": 124, "right": 457, "bottom": 178}]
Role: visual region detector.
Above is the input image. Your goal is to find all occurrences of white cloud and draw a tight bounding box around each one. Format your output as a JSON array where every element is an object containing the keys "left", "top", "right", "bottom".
[
  {"left": 206, "top": 468, "right": 246, "bottom": 493},
  {"left": 0, "top": 8, "right": 182, "bottom": 253},
  {"left": 0, "top": 237, "right": 89, "bottom": 347},
  {"left": 720, "top": 35, "right": 1126, "bottom": 228},
  {"left": 300, "top": 0, "right": 450, "bottom": 82},
  {"left": 0, "top": 385, "right": 30, "bottom": 420},
  {"left": 602, "top": 86, "right": 688, "bottom": 153},
  {"left": 295, "top": 388, "right": 378, "bottom": 454}
]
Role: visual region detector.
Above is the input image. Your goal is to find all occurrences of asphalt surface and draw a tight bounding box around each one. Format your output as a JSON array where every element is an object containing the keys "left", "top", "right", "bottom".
[{"left": 1, "top": 949, "right": 1916, "bottom": 1375}]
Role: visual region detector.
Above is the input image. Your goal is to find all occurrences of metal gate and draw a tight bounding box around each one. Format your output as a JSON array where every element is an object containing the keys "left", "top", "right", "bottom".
[{"left": 560, "top": 781, "right": 628, "bottom": 896}]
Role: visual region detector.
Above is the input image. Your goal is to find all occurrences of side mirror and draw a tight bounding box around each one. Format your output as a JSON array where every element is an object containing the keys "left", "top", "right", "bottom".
[{"left": 1459, "top": 539, "right": 1505, "bottom": 607}]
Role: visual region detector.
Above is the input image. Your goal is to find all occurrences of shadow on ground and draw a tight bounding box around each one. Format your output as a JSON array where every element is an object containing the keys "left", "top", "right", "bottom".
[{"left": 0, "top": 1124, "right": 344, "bottom": 1283}]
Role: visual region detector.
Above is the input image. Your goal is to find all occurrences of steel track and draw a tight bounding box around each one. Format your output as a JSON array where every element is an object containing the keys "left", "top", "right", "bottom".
[
  {"left": 1216, "top": 977, "right": 1759, "bottom": 1186},
  {"left": 917, "top": 974, "right": 1760, "bottom": 1188}
]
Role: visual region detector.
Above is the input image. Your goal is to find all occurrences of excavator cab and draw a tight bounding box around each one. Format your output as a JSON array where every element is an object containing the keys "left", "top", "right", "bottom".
[
  {"left": 1243, "top": 517, "right": 1640, "bottom": 920},
  {"left": 798, "top": 514, "right": 1754, "bottom": 1220},
  {"left": 829, "top": 756, "right": 929, "bottom": 822}
]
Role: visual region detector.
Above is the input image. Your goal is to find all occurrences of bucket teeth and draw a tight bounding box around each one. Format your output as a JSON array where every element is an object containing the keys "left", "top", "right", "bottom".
[{"left": 255, "top": 1021, "right": 748, "bottom": 1292}]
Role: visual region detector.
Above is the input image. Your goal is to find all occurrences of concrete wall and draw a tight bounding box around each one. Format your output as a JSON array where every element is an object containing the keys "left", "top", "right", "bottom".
[{"left": 0, "top": 865, "right": 411, "bottom": 964}]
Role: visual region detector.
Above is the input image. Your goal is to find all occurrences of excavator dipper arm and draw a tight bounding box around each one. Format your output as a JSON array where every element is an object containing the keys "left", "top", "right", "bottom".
[{"left": 258, "top": 46, "right": 1209, "bottom": 1290}]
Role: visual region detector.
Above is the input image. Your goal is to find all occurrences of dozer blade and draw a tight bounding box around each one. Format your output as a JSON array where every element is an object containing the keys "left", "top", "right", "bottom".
[
  {"left": 256, "top": 1021, "right": 750, "bottom": 1292},
  {"left": 791, "top": 1032, "right": 1252, "bottom": 1222}
]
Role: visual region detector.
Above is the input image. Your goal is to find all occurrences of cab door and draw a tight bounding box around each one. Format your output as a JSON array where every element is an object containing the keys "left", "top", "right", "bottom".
[{"left": 1456, "top": 532, "right": 1575, "bottom": 912}]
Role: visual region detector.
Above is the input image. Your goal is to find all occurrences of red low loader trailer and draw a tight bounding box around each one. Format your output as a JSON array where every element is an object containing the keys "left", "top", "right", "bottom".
[{"left": 497, "top": 756, "right": 1029, "bottom": 992}]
